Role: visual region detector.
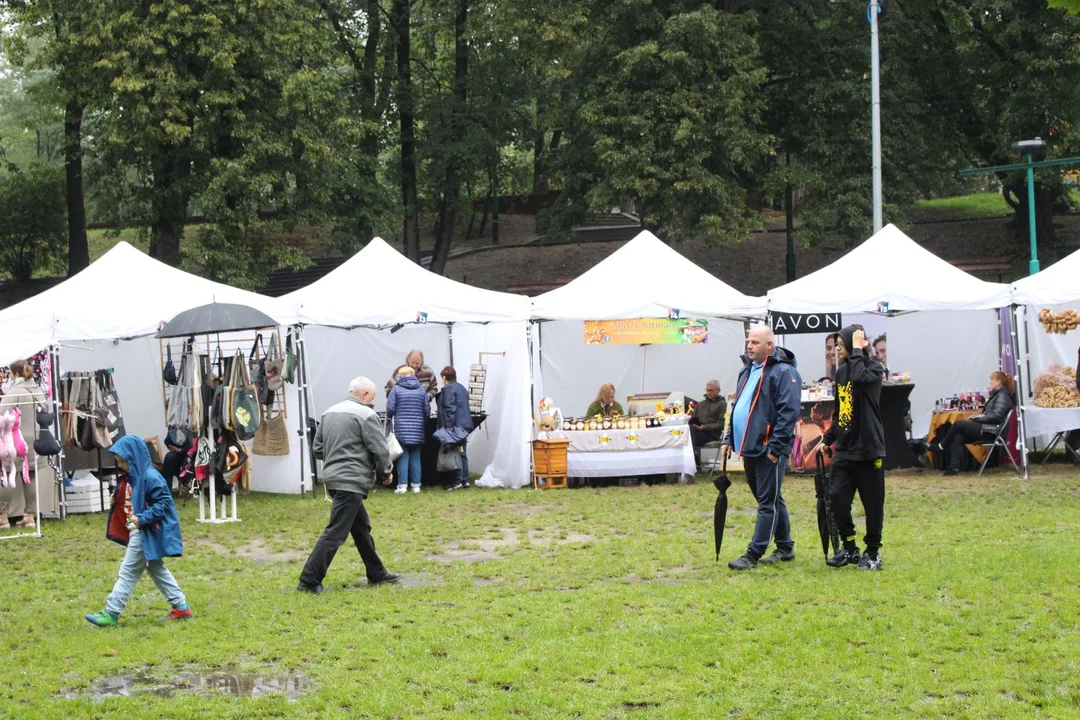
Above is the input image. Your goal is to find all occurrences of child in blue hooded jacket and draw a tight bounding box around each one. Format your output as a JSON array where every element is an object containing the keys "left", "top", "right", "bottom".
[{"left": 86, "top": 435, "right": 191, "bottom": 626}]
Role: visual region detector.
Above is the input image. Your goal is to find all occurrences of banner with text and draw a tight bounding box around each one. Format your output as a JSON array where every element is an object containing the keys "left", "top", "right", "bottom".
[
  {"left": 584, "top": 318, "right": 709, "bottom": 345},
  {"left": 769, "top": 312, "right": 843, "bottom": 335}
]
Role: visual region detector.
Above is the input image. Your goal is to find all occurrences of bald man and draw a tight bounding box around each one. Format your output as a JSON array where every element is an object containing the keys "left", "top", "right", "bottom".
[{"left": 721, "top": 325, "right": 802, "bottom": 570}]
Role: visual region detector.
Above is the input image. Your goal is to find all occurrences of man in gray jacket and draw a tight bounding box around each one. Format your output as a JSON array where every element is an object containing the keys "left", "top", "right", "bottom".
[{"left": 298, "top": 377, "right": 401, "bottom": 593}]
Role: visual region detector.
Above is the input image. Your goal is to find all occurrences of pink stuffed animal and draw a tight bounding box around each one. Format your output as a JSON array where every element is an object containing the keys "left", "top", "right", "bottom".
[
  {"left": 0, "top": 412, "right": 16, "bottom": 488},
  {"left": 11, "top": 408, "right": 30, "bottom": 485}
]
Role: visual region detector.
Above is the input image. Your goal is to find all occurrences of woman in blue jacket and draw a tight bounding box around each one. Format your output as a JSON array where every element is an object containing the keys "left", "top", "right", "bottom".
[
  {"left": 387, "top": 367, "right": 429, "bottom": 494},
  {"left": 85, "top": 435, "right": 191, "bottom": 626}
]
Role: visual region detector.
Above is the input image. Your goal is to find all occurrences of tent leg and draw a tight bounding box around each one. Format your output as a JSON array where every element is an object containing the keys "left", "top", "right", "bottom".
[
  {"left": 50, "top": 344, "right": 68, "bottom": 520},
  {"left": 292, "top": 324, "right": 307, "bottom": 498},
  {"left": 297, "top": 325, "right": 318, "bottom": 496},
  {"left": 448, "top": 322, "right": 455, "bottom": 369},
  {"left": 1012, "top": 305, "right": 1030, "bottom": 481}
]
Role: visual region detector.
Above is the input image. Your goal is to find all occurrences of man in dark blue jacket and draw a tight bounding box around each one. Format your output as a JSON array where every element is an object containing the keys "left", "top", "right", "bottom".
[{"left": 722, "top": 325, "right": 802, "bottom": 570}]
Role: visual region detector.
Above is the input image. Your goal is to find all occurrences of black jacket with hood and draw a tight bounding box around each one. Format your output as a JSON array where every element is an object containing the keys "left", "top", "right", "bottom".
[{"left": 822, "top": 325, "right": 886, "bottom": 462}]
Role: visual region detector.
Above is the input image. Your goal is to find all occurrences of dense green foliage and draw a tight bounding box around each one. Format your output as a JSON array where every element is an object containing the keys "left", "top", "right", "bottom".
[
  {"left": 2, "top": 0, "right": 1080, "bottom": 285},
  {"left": 0, "top": 163, "right": 67, "bottom": 281}
]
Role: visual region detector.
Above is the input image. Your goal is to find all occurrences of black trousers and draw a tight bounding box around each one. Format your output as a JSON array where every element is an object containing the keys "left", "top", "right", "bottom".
[
  {"left": 942, "top": 419, "right": 986, "bottom": 471},
  {"left": 299, "top": 489, "right": 387, "bottom": 586},
  {"left": 829, "top": 458, "right": 885, "bottom": 555}
]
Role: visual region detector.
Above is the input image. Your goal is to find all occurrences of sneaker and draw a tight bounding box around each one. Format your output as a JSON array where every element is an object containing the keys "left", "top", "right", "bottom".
[
  {"left": 758, "top": 548, "right": 796, "bottom": 565},
  {"left": 16, "top": 513, "right": 35, "bottom": 528},
  {"left": 85, "top": 610, "right": 119, "bottom": 627},
  {"left": 368, "top": 572, "right": 401, "bottom": 586},
  {"left": 826, "top": 547, "right": 861, "bottom": 568},
  {"left": 166, "top": 605, "right": 193, "bottom": 621},
  {"left": 445, "top": 483, "right": 464, "bottom": 492},
  {"left": 410, "top": 485, "right": 421, "bottom": 494},
  {"left": 728, "top": 554, "right": 759, "bottom": 570},
  {"left": 296, "top": 582, "right": 325, "bottom": 594},
  {"left": 460, "top": 481, "right": 470, "bottom": 489},
  {"left": 857, "top": 553, "right": 883, "bottom": 571},
  {"left": 394, "top": 485, "right": 408, "bottom": 494}
]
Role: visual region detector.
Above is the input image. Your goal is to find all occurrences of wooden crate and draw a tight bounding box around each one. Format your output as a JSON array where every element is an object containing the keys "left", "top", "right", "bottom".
[{"left": 533, "top": 438, "right": 570, "bottom": 489}]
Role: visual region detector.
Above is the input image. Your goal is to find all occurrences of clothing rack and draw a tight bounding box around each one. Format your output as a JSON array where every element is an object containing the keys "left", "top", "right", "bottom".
[{"left": 0, "top": 395, "right": 47, "bottom": 541}]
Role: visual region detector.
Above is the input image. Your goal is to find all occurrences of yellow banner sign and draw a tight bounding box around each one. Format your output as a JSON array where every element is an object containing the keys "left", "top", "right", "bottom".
[{"left": 584, "top": 318, "right": 708, "bottom": 345}]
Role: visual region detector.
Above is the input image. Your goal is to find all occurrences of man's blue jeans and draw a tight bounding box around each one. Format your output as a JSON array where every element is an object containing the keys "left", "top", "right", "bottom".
[
  {"left": 106, "top": 530, "right": 186, "bottom": 616},
  {"left": 742, "top": 453, "right": 794, "bottom": 558}
]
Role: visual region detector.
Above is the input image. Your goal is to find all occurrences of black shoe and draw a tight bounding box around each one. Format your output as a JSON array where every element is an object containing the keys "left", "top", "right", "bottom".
[
  {"left": 826, "top": 547, "right": 861, "bottom": 568},
  {"left": 446, "top": 483, "right": 464, "bottom": 491},
  {"left": 857, "top": 553, "right": 883, "bottom": 571},
  {"left": 297, "top": 582, "right": 325, "bottom": 594},
  {"left": 942, "top": 469, "right": 960, "bottom": 476},
  {"left": 758, "top": 548, "right": 796, "bottom": 565},
  {"left": 728, "top": 554, "right": 759, "bottom": 570},
  {"left": 368, "top": 572, "right": 401, "bottom": 586}
]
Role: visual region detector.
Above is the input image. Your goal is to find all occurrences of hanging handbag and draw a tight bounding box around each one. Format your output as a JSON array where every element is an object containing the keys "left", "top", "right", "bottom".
[
  {"left": 437, "top": 443, "right": 462, "bottom": 473},
  {"left": 90, "top": 372, "right": 113, "bottom": 449},
  {"left": 34, "top": 404, "right": 62, "bottom": 457},
  {"left": 163, "top": 344, "right": 178, "bottom": 385},
  {"left": 77, "top": 374, "right": 97, "bottom": 451},
  {"left": 166, "top": 345, "right": 193, "bottom": 430},
  {"left": 229, "top": 350, "right": 261, "bottom": 441},
  {"left": 283, "top": 329, "right": 297, "bottom": 384},
  {"left": 208, "top": 348, "right": 226, "bottom": 430},
  {"left": 252, "top": 408, "right": 291, "bottom": 456},
  {"left": 248, "top": 334, "right": 274, "bottom": 407},
  {"left": 95, "top": 370, "right": 126, "bottom": 444},
  {"left": 265, "top": 331, "right": 284, "bottom": 391},
  {"left": 215, "top": 430, "right": 250, "bottom": 486}
]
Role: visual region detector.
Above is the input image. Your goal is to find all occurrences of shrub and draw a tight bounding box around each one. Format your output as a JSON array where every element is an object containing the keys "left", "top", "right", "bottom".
[{"left": 0, "top": 163, "right": 67, "bottom": 281}]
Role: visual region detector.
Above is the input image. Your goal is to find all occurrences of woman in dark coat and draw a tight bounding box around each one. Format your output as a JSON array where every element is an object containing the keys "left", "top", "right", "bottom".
[
  {"left": 938, "top": 371, "right": 1015, "bottom": 476},
  {"left": 387, "top": 367, "right": 428, "bottom": 494}
]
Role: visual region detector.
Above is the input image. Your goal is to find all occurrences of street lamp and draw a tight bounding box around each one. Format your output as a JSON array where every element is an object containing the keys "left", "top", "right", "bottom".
[{"left": 1012, "top": 137, "right": 1047, "bottom": 275}]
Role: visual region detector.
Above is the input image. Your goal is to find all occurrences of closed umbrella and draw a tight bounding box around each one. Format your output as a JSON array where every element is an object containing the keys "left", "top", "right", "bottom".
[
  {"left": 157, "top": 302, "right": 280, "bottom": 338},
  {"left": 814, "top": 448, "right": 840, "bottom": 558},
  {"left": 711, "top": 453, "right": 731, "bottom": 561}
]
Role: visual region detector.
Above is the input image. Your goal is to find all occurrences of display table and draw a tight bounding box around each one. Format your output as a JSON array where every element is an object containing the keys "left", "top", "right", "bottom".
[
  {"left": 790, "top": 384, "right": 916, "bottom": 472},
  {"left": 537, "top": 424, "right": 695, "bottom": 478},
  {"left": 928, "top": 411, "right": 989, "bottom": 465},
  {"left": 1021, "top": 406, "right": 1080, "bottom": 439}
]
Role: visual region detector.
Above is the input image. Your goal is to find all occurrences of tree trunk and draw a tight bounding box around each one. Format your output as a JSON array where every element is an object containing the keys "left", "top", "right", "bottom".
[
  {"left": 148, "top": 149, "right": 192, "bottom": 266},
  {"left": 63, "top": 100, "right": 89, "bottom": 276},
  {"left": 429, "top": 0, "right": 469, "bottom": 276},
  {"left": 1005, "top": 181, "right": 1057, "bottom": 247},
  {"left": 392, "top": 0, "right": 421, "bottom": 262}
]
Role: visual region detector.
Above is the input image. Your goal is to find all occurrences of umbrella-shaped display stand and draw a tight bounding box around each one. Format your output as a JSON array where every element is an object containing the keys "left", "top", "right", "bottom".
[{"left": 158, "top": 302, "right": 285, "bottom": 524}]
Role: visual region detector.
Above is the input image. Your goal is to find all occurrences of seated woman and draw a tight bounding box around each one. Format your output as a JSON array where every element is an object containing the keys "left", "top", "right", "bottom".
[
  {"left": 586, "top": 383, "right": 624, "bottom": 418},
  {"left": 937, "top": 371, "right": 1015, "bottom": 476}
]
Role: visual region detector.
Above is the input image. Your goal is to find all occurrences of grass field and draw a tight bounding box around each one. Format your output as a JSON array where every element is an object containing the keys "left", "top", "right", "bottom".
[{"left": 3, "top": 467, "right": 1080, "bottom": 718}]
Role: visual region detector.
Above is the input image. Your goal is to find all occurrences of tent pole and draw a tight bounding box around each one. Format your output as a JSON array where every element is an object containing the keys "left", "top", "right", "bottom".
[
  {"left": 50, "top": 344, "right": 67, "bottom": 520},
  {"left": 1012, "top": 305, "right": 1030, "bottom": 480},
  {"left": 448, "top": 322, "right": 455, "bottom": 369},
  {"left": 297, "top": 324, "right": 318, "bottom": 496},
  {"left": 292, "top": 325, "right": 306, "bottom": 498},
  {"left": 527, "top": 322, "right": 537, "bottom": 486}
]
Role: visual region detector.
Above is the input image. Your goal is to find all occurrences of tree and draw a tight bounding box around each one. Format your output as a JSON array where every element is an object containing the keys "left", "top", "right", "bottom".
[{"left": 0, "top": 164, "right": 67, "bottom": 281}]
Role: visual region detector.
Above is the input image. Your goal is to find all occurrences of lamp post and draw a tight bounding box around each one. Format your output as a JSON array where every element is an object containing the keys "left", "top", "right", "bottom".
[
  {"left": 869, "top": 1, "right": 883, "bottom": 233},
  {"left": 1012, "top": 138, "right": 1047, "bottom": 275}
]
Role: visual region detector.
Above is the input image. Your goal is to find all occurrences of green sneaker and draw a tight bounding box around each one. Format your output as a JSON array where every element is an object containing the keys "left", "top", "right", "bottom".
[{"left": 85, "top": 610, "right": 119, "bottom": 627}]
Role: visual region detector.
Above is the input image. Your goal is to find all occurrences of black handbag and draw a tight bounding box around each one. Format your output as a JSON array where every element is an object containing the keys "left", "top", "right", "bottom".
[
  {"left": 249, "top": 334, "right": 274, "bottom": 407},
  {"left": 229, "top": 351, "right": 261, "bottom": 442},
  {"left": 163, "top": 344, "right": 178, "bottom": 385},
  {"left": 34, "top": 404, "right": 61, "bottom": 457}
]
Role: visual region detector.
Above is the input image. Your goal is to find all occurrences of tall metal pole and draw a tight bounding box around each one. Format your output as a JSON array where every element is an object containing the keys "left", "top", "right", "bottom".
[
  {"left": 870, "top": 2, "right": 883, "bottom": 233},
  {"left": 1025, "top": 155, "right": 1040, "bottom": 275}
]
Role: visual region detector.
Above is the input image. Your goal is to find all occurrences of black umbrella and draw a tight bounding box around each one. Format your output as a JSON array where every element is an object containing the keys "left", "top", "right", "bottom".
[
  {"left": 711, "top": 452, "right": 731, "bottom": 562},
  {"left": 813, "top": 448, "right": 840, "bottom": 558},
  {"left": 157, "top": 302, "right": 280, "bottom": 338}
]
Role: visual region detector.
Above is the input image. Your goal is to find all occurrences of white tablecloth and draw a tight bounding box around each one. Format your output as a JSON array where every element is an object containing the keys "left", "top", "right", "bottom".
[
  {"left": 538, "top": 425, "right": 696, "bottom": 478},
  {"left": 1022, "top": 406, "right": 1080, "bottom": 438}
]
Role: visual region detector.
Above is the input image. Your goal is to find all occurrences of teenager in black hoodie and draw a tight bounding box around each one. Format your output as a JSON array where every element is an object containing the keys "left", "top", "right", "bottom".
[{"left": 821, "top": 325, "right": 886, "bottom": 571}]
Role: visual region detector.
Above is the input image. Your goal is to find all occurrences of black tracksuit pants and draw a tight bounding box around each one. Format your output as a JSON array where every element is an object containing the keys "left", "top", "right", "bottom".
[
  {"left": 300, "top": 489, "right": 387, "bottom": 586},
  {"left": 829, "top": 457, "right": 885, "bottom": 555}
]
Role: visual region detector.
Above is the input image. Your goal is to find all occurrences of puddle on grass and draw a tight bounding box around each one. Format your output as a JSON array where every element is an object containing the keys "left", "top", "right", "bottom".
[
  {"left": 64, "top": 669, "right": 308, "bottom": 701},
  {"left": 194, "top": 537, "right": 306, "bottom": 563}
]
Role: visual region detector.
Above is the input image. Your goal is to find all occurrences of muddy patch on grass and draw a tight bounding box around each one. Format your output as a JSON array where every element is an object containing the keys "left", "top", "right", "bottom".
[
  {"left": 425, "top": 549, "right": 502, "bottom": 563},
  {"left": 63, "top": 668, "right": 308, "bottom": 701},
  {"left": 193, "top": 537, "right": 306, "bottom": 563},
  {"left": 527, "top": 529, "right": 593, "bottom": 546},
  {"left": 488, "top": 503, "right": 555, "bottom": 517},
  {"left": 398, "top": 574, "right": 446, "bottom": 589}
]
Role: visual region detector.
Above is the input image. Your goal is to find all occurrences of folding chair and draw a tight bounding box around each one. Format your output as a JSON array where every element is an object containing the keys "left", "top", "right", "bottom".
[{"left": 974, "top": 409, "right": 1021, "bottom": 477}]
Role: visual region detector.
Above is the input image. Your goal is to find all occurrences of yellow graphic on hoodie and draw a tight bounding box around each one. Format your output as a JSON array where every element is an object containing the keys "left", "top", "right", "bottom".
[{"left": 837, "top": 382, "right": 853, "bottom": 429}]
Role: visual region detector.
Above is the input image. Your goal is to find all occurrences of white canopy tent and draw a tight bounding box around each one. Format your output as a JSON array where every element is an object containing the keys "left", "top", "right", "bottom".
[
  {"left": 531, "top": 230, "right": 765, "bottom": 437},
  {"left": 282, "top": 237, "right": 534, "bottom": 489},
  {"left": 1010, "top": 249, "right": 1080, "bottom": 455},
  {"left": 0, "top": 242, "right": 307, "bottom": 497},
  {"left": 766, "top": 224, "right": 1016, "bottom": 451}
]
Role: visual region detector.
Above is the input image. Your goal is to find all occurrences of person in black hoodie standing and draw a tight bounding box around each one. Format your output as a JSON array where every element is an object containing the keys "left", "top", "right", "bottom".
[{"left": 821, "top": 325, "right": 886, "bottom": 571}]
